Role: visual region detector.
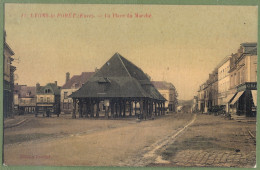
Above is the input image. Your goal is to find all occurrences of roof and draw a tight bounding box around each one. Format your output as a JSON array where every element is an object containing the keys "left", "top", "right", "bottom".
[
  {"left": 70, "top": 53, "right": 166, "bottom": 101},
  {"left": 240, "top": 42, "right": 257, "bottom": 54},
  {"left": 216, "top": 55, "right": 231, "bottom": 69},
  {"left": 14, "top": 85, "right": 36, "bottom": 98},
  {"left": 240, "top": 42, "right": 257, "bottom": 47},
  {"left": 4, "top": 42, "right": 15, "bottom": 56},
  {"left": 152, "top": 81, "right": 175, "bottom": 90},
  {"left": 62, "top": 72, "right": 95, "bottom": 89},
  {"left": 248, "top": 47, "right": 257, "bottom": 55},
  {"left": 37, "top": 83, "right": 61, "bottom": 95}
]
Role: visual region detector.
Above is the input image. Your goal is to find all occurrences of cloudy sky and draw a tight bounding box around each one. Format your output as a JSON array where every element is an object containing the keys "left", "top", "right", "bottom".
[{"left": 5, "top": 4, "right": 257, "bottom": 100}]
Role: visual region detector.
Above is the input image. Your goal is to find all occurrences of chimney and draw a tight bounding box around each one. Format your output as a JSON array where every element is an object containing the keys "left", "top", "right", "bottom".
[
  {"left": 66, "top": 72, "right": 70, "bottom": 83},
  {"left": 36, "top": 83, "right": 40, "bottom": 92},
  {"left": 54, "top": 81, "right": 57, "bottom": 86}
]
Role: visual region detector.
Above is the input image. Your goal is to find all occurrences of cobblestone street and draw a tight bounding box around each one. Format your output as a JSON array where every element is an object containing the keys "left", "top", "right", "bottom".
[{"left": 152, "top": 114, "right": 256, "bottom": 168}]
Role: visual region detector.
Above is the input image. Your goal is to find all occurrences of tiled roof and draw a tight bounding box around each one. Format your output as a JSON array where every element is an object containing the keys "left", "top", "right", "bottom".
[
  {"left": 4, "top": 42, "right": 15, "bottom": 55},
  {"left": 14, "top": 85, "right": 36, "bottom": 98},
  {"left": 70, "top": 53, "right": 166, "bottom": 101},
  {"left": 37, "top": 83, "right": 61, "bottom": 95},
  {"left": 62, "top": 72, "right": 95, "bottom": 89},
  {"left": 241, "top": 42, "right": 257, "bottom": 47},
  {"left": 151, "top": 81, "right": 175, "bottom": 90}
]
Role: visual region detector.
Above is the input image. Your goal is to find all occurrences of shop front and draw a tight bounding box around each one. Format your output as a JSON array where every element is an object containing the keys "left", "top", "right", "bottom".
[{"left": 229, "top": 82, "right": 257, "bottom": 117}]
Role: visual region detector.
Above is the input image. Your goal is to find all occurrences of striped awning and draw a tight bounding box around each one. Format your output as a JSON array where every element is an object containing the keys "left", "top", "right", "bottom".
[
  {"left": 251, "top": 90, "right": 257, "bottom": 106},
  {"left": 230, "top": 91, "right": 244, "bottom": 105},
  {"left": 224, "top": 93, "right": 236, "bottom": 105}
]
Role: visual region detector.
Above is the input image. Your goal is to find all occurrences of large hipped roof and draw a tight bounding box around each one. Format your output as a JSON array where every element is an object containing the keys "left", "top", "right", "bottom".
[{"left": 70, "top": 53, "right": 166, "bottom": 101}]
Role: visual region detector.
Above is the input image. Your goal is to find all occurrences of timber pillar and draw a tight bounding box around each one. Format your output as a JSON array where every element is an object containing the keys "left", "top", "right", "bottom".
[{"left": 72, "top": 98, "right": 76, "bottom": 119}]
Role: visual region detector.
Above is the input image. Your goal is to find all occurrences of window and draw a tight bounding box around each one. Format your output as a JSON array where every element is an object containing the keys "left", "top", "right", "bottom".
[
  {"left": 45, "top": 89, "right": 51, "bottom": 94},
  {"left": 40, "top": 97, "right": 43, "bottom": 102},
  {"left": 64, "top": 92, "right": 68, "bottom": 99},
  {"left": 47, "top": 97, "right": 50, "bottom": 103},
  {"left": 74, "top": 83, "right": 79, "bottom": 89}
]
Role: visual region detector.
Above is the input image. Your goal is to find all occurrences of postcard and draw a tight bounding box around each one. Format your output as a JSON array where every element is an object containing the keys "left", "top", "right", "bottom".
[{"left": 1, "top": 1, "right": 258, "bottom": 168}]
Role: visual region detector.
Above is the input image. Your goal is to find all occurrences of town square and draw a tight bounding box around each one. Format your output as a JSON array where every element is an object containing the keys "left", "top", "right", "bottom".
[{"left": 2, "top": 3, "right": 258, "bottom": 167}]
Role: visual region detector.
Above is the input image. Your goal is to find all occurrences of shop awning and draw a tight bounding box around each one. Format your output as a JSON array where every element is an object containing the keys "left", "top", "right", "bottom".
[
  {"left": 251, "top": 90, "right": 257, "bottom": 106},
  {"left": 224, "top": 93, "right": 236, "bottom": 105},
  {"left": 230, "top": 91, "right": 244, "bottom": 105}
]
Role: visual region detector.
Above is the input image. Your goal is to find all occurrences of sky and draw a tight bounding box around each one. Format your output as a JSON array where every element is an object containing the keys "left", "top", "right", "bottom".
[{"left": 4, "top": 4, "right": 258, "bottom": 100}]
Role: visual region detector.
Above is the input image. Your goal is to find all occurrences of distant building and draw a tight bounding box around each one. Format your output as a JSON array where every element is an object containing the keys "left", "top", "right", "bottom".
[
  {"left": 197, "top": 42, "right": 257, "bottom": 117},
  {"left": 191, "top": 96, "right": 198, "bottom": 113},
  {"left": 152, "top": 81, "right": 178, "bottom": 112},
  {"left": 217, "top": 56, "right": 232, "bottom": 111},
  {"left": 61, "top": 72, "right": 95, "bottom": 114},
  {"left": 36, "top": 82, "right": 61, "bottom": 116},
  {"left": 197, "top": 83, "right": 206, "bottom": 113},
  {"left": 3, "top": 31, "right": 16, "bottom": 118},
  {"left": 14, "top": 84, "right": 36, "bottom": 114}
]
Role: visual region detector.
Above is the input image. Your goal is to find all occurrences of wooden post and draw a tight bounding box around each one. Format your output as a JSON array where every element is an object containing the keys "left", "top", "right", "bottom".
[
  {"left": 96, "top": 100, "right": 99, "bottom": 118},
  {"left": 143, "top": 100, "right": 147, "bottom": 120},
  {"left": 110, "top": 101, "right": 114, "bottom": 118},
  {"left": 154, "top": 102, "right": 157, "bottom": 116},
  {"left": 72, "top": 98, "right": 76, "bottom": 118},
  {"left": 84, "top": 100, "right": 88, "bottom": 118},
  {"left": 104, "top": 99, "right": 109, "bottom": 119},
  {"left": 90, "top": 100, "right": 94, "bottom": 117},
  {"left": 79, "top": 99, "right": 83, "bottom": 118},
  {"left": 123, "top": 100, "right": 126, "bottom": 117},
  {"left": 134, "top": 101, "right": 137, "bottom": 116},
  {"left": 163, "top": 102, "right": 165, "bottom": 115},
  {"left": 119, "top": 100, "right": 122, "bottom": 117},
  {"left": 160, "top": 103, "right": 163, "bottom": 115},
  {"left": 158, "top": 103, "right": 161, "bottom": 116},
  {"left": 129, "top": 101, "right": 132, "bottom": 117},
  {"left": 150, "top": 100, "right": 153, "bottom": 117},
  {"left": 140, "top": 100, "right": 143, "bottom": 119},
  {"left": 105, "top": 106, "right": 108, "bottom": 119},
  {"left": 116, "top": 101, "right": 118, "bottom": 117}
]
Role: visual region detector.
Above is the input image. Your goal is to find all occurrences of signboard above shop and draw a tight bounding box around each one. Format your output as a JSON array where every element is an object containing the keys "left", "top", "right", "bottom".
[{"left": 237, "top": 82, "right": 257, "bottom": 92}]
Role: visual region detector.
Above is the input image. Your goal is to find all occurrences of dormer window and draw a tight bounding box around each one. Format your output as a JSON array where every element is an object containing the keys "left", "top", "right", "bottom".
[
  {"left": 45, "top": 89, "right": 51, "bottom": 94},
  {"left": 26, "top": 92, "right": 31, "bottom": 96},
  {"left": 74, "top": 83, "right": 79, "bottom": 89}
]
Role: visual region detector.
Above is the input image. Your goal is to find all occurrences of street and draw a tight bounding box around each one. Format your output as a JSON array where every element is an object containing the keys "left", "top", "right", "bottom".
[{"left": 4, "top": 113, "right": 256, "bottom": 167}]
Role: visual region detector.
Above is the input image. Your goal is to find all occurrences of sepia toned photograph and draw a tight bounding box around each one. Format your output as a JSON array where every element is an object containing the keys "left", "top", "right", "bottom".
[{"left": 2, "top": 2, "right": 258, "bottom": 168}]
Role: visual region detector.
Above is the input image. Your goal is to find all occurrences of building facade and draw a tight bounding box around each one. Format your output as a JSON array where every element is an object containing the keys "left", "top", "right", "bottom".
[
  {"left": 152, "top": 81, "right": 178, "bottom": 112},
  {"left": 197, "top": 42, "right": 257, "bottom": 117},
  {"left": 36, "top": 82, "right": 61, "bottom": 116},
  {"left": 3, "top": 32, "right": 16, "bottom": 118},
  {"left": 229, "top": 43, "right": 257, "bottom": 117},
  {"left": 197, "top": 83, "right": 206, "bottom": 113},
  {"left": 14, "top": 84, "right": 36, "bottom": 114},
  {"left": 217, "top": 56, "right": 232, "bottom": 109},
  {"left": 61, "top": 72, "right": 94, "bottom": 114}
]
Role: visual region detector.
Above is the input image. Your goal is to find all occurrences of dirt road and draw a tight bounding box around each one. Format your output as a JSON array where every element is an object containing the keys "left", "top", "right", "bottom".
[{"left": 4, "top": 113, "right": 193, "bottom": 166}]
